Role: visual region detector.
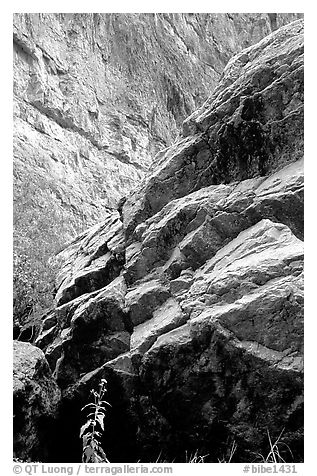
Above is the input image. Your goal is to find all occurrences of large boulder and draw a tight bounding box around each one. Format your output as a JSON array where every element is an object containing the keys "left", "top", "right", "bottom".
[
  {"left": 13, "top": 341, "right": 61, "bottom": 461},
  {"left": 35, "top": 20, "right": 304, "bottom": 462}
]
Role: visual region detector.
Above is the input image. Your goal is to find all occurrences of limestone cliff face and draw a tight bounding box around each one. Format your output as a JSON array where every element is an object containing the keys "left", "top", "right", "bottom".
[
  {"left": 13, "top": 13, "right": 302, "bottom": 238},
  {"left": 32, "top": 20, "right": 304, "bottom": 463}
]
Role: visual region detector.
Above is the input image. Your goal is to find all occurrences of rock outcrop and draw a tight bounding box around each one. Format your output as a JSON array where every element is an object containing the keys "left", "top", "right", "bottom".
[
  {"left": 13, "top": 13, "right": 302, "bottom": 241},
  {"left": 31, "top": 19, "right": 303, "bottom": 463},
  {"left": 13, "top": 341, "right": 61, "bottom": 461}
]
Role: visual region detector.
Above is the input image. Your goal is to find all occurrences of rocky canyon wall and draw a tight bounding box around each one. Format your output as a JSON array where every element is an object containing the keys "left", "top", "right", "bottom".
[
  {"left": 13, "top": 13, "right": 302, "bottom": 239},
  {"left": 15, "top": 18, "right": 305, "bottom": 463}
]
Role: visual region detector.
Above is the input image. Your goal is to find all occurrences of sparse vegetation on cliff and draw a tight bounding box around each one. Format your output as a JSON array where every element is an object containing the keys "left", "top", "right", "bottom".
[{"left": 13, "top": 175, "right": 67, "bottom": 339}]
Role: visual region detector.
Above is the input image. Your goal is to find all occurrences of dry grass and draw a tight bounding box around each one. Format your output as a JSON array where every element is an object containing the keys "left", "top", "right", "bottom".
[
  {"left": 253, "top": 429, "right": 294, "bottom": 463},
  {"left": 218, "top": 440, "right": 237, "bottom": 463},
  {"left": 185, "top": 450, "right": 209, "bottom": 463}
]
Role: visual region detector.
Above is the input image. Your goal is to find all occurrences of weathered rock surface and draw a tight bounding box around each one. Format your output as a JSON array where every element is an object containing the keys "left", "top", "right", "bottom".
[
  {"left": 13, "top": 341, "right": 61, "bottom": 461},
  {"left": 53, "top": 211, "right": 125, "bottom": 306},
  {"left": 122, "top": 19, "right": 304, "bottom": 237},
  {"left": 33, "top": 19, "right": 304, "bottom": 462},
  {"left": 14, "top": 13, "right": 302, "bottom": 242},
  {"left": 123, "top": 157, "right": 303, "bottom": 285}
]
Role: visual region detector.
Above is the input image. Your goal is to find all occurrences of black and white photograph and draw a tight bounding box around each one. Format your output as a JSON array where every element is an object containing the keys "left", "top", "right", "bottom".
[{"left": 11, "top": 6, "right": 305, "bottom": 471}]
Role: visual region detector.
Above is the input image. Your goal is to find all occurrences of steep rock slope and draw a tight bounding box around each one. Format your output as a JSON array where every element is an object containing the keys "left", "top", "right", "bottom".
[
  {"left": 13, "top": 13, "right": 302, "bottom": 239},
  {"left": 32, "top": 19, "right": 304, "bottom": 462}
]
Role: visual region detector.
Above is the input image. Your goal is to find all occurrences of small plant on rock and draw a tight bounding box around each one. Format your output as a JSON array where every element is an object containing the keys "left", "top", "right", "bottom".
[{"left": 80, "top": 379, "right": 111, "bottom": 463}]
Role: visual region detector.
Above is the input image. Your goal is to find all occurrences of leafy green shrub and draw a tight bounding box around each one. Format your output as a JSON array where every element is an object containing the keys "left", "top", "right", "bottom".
[
  {"left": 13, "top": 174, "right": 70, "bottom": 339},
  {"left": 80, "top": 379, "right": 111, "bottom": 463},
  {"left": 13, "top": 248, "right": 55, "bottom": 339}
]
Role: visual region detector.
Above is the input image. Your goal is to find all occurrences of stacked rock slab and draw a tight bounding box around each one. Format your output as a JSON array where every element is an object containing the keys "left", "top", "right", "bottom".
[{"left": 35, "top": 20, "right": 304, "bottom": 462}]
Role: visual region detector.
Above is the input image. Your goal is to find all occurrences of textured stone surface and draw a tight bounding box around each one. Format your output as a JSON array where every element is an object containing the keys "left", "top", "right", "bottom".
[
  {"left": 54, "top": 211, "right": 125, "bottom": 306},
  {"left": 36, "top": 276, "right": 130, "bottom": 390},
  {"left": 13, "top": 341, "right": 61, "bottom": 461},
  {"left": 13, "top": 13, "right": 302, "bottom": 242},
  {"left": 123, "top": 157, "right": 303, "bottom": 286},
  {"left": 33, "top": 19, "right": 304, "bottom": 462},
  {"left": 122, "top": 20, "right": 304, "bottom": 238}
]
